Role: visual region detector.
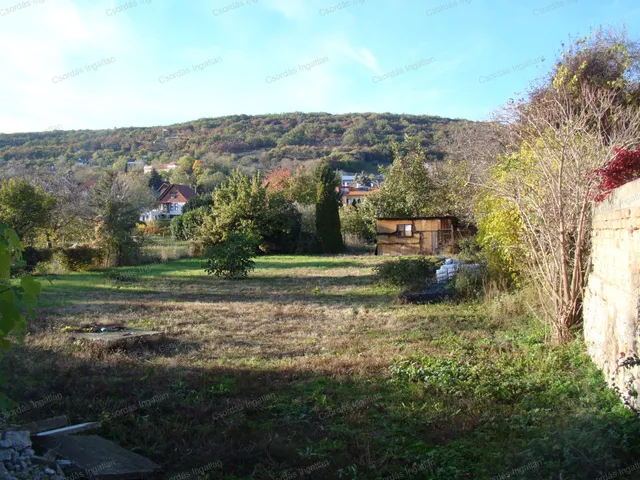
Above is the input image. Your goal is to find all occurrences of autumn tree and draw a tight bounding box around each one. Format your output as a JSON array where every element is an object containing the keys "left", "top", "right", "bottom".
[{"left": 263, "top": 168, "right": 292, "bottom": 195}]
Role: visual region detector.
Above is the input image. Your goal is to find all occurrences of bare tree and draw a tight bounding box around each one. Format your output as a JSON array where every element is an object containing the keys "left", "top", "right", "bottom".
[
  {"left": 434, "top": 121, "right": 512, "bottom": 224},
  {"left": 489, "top": 80, "right": 640, "bottom": 344}
]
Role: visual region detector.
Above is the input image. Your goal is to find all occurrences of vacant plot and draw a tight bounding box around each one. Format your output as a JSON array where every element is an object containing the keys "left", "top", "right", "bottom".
[{"left": 3, "top": 255, "right": 640, "bottom": 479}]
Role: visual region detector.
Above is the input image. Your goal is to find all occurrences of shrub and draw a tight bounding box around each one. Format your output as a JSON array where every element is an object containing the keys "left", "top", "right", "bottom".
[
  {"left": 170, "top": 215, "right": 185, "bottom": 240},
  {"left": 198, "top": 171, "right": 300, "bottom": 253},
  {"left": 179, "top": 208, "right": 208, "bottom": 241},
  {"left": 101, "top": 234, "right": 143, "bottom": 268},
  {"left": 57, "top": 246, "right": 103, "bottom": 271},
  {"left": 340, "top": 203, "right": 376, "bottom": 244},
  {"left": 11, "top": 247, "right": 53, "bottom": 275},
  {"left": 295, "top": 231, "right": 322, "bottom": 254},
  {"left": 456, "top": 236, "right": 484, "bottom": 263},
  {"left": 104, "top": 269, "right": 137, "bottom": 283},
  {"left": 453, "top": 266, "right": 488, "bottom": 300},
  {"left": 203, "top": 232, "right": 259, "bottom": 280},
  {"left": 374, "top": 257, "right": 440, "bottom": 289},
  {"left": 295, "top": 203, "right": 321, "bottom": 254},
  {"left": 189, "top": 242, "right": 206, "bottom": 258},
  {"left": 138, "top": 223, "right": 168, "bottom": 236},
  {"left": 23, "top": 247, "right": 54, "bottom": 268},
  {"left": 592, "top": 147, "right": 640, "bottom": 203}
]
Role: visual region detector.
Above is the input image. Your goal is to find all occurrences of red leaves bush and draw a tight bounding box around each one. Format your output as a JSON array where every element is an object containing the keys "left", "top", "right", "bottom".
[{"left": 592, "top": 147, "right": 640, "bottom": 203}]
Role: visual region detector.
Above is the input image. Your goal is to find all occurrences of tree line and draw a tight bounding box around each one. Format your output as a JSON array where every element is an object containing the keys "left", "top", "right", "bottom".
[{"left": 0, "top": 113, "right": 467, "bottom": 193}]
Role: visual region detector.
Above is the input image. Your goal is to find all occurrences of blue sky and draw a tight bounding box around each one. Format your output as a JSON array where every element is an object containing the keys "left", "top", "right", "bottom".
[{"left": 0, "top": 0, "right": 638, "bottom": 133}]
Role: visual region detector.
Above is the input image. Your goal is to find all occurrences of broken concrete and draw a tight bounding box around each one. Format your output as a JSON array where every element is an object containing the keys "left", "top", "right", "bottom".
[{"left": 69, "top": 329, "right": 162, "bottom": 348}]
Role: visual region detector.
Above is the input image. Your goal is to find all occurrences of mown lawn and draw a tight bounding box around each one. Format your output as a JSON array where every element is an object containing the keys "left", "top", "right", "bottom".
[{"left": 3, "top": 255, "right": 640, "bottom": 479}]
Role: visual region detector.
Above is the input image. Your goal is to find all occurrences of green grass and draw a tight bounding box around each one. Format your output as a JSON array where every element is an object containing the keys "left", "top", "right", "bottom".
[{"left": 3, "top": 255, "right": 640, "bottom": 479}]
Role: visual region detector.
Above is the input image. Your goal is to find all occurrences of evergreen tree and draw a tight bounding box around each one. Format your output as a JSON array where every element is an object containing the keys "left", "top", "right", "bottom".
[
  {"left": 315, "top": 163, "right": 343, "bottom": 253},
  {"left": 148, "top": 168, "right": 164, "bottom": 192}
]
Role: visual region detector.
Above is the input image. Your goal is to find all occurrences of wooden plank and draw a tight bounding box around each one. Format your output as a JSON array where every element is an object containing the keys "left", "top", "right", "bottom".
[
  {"left": 34, "top": 422, "right": 102, "bottom": 437},
  {"left": 33, "top": 434, "right": 161, "bottom": 479},
  {"left": 14, "top": 415, "right": 68, "bottom": 434}
]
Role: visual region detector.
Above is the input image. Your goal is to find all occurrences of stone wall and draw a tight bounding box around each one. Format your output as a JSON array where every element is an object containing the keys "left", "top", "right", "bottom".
[{"left": 584, "top": 178, "right": 640, "bottom": 411}]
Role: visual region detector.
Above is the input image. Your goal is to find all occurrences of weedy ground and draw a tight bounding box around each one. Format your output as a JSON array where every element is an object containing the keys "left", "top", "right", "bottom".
[{"left": 3, "top": 255, "right": 640, "bottom": 479}]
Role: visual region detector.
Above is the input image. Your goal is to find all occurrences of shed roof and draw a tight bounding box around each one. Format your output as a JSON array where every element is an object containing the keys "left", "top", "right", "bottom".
[{"left": 376, "top": 216, "right": 457, "bottom": 221}]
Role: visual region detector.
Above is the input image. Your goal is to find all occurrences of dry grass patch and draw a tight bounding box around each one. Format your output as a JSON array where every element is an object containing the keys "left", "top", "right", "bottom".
[{"left": 2, "top": 255, "right": 639, "bottom": 479}]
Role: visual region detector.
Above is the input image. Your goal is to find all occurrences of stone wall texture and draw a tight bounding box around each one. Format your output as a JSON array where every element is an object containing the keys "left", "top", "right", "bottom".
[{"left": 584, "top": 178, "right": 640, "bottom": 411}]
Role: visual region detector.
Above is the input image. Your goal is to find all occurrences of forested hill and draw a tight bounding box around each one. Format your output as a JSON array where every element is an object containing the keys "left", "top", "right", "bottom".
[{"left": 0, "top": 113, "right": 471, "bottom": 176}]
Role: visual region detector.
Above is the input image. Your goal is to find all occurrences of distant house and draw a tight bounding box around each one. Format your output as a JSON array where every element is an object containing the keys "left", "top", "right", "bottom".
[
  {"left": 341, "top": 174, "right": 356, "bottom": 188},
  {"left": 339, "top": 173, "right": 383, "bottom": 200},
  {"left": 143, "top": 163, "right": 179, "bottom": 174},
  {"left": 127, "top": 160, "right": 144, "bottom": 169},
  {"left": 140, "top": 184, "right": 195, "bottom": 223},
  {"left": 343, "top": 186, "right": 378, "bottom": 206},
  {"left": 339, "top": 173, "right": 370, "bottom": 204},
  {"left": 375, "top": 217, "right": 457, "bottom": 256}
]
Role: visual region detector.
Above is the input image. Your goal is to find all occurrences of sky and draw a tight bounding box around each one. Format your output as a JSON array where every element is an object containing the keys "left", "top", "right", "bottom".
[{"left": 0, "top": 0, "right": 638, "bottom": 133}]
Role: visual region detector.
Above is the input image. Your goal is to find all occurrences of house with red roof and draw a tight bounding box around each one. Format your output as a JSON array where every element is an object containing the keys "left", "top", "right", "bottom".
[
  {"left": 140, "top": 183, "right": 195, "bottom": 223},
  {"left": 342, "top": 186, "right": 379, "bottom": 206}
]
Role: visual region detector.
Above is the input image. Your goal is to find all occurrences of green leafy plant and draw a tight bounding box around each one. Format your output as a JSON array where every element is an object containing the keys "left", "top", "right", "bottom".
[
  {"left": 0, "top": 223, "right": 41, "bottom": 408},
  {"left": 456, "top": 236, "right": 484, "bottom": 263},
  {"left": 203, "top": 232, "right": 259, "bottom": 279},
  {"left": 56, "top": 246, "right": 103, "bottom": 271},
  {"left": 198, "top": 170, "right": 301, "bottom": 253},
  {"left": 374, "top": 257, "right": 440, "bottom": 289},
  {"left": 454, "top": 266, "right": 488, "bottom": 300}
]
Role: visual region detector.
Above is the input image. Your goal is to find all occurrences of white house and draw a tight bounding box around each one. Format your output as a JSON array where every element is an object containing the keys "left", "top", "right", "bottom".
[
  {"left": 139, "top": 183, "right": 196, "bottom": 223},
  {"left": 143, "top": 163, "right": 179, "bottom": 174}
]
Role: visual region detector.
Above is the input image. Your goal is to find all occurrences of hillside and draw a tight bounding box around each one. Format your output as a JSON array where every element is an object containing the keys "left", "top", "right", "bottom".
[{"left": 0, "top": 113, "right": 471, "bottom": 179}]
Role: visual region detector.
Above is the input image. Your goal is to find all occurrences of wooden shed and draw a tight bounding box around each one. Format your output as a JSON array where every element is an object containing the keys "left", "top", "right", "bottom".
[{"left": 375, "top": 217, "right": 456, "bottom": 256}]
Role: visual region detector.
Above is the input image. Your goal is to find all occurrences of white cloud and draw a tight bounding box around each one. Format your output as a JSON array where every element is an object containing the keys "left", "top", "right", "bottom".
[{"left": 327, "top": 41, "right": 380, "bottom": 74}]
